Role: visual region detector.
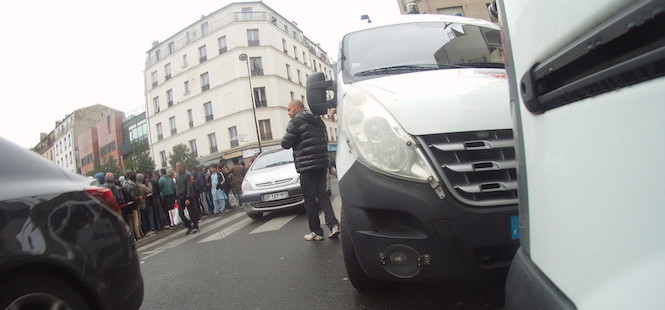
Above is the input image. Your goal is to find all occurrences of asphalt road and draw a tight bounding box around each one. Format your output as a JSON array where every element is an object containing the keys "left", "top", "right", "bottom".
[{"left": 136, "top": 181, "right": 505, "bottom": 310}]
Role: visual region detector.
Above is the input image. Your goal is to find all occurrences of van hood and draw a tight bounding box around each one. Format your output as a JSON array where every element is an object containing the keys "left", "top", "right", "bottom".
[{"left": 348, "top": 69, "right": 511, "bottom": 135}]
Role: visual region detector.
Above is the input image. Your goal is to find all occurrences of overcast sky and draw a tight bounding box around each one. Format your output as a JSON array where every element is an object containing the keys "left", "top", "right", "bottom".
[{"left": 0, "top": 0, "right": 400, "bottom": 149}]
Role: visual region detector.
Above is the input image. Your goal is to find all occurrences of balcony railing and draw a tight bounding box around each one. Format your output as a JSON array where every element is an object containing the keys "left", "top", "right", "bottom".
[
  {"left": 201, "top": 84, "right": 210, "bottom": 92},
  {"left": 171, "top": 129, "right": 177, "bottom": 135},
  {"left": 260, "top": 133, "right": 273, "bottom": 141},
  {"left": 230, "top": 140, "right": 239, "bottom": 148},
  {"left": 210, "top": 146, "right": 218, "bottom": 153},
  {"left": 205, "top": 115, "right": 214, "bottom": 122},
  {"left": 157, "top": 134, "right": 163, "bottom": 141}
]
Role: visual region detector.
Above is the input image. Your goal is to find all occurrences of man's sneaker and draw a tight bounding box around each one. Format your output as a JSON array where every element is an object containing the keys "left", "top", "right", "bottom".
[
  {"left": 304, "top": 232, "right": 324, "bottom": 241},
  {"left": 186, "top": 228, "right": 193, "bottom": 235},
  {"left": 192, "top": 228, "right": 199, "bottom": 234},
  {"left": 329, "top": 225, "right": 340, "bottom": 239}
]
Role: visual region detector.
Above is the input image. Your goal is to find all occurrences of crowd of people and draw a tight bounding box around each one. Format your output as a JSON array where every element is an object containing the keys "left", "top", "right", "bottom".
[{"left": 93, "top": 160, "right": 247, "bottom": 241}]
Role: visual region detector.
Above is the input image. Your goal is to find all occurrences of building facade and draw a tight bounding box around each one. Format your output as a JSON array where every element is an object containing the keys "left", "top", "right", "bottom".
[
  {"left": 78, "top": 111, "right": 125, "bottom": 175},
  {"left": 398, "top": 0, "right": 494, "bottom": 21},
  {"left": 144, "top": 1, "right": 335, "bottom": 168},
  {"left": 34, "top": 104, "right": 122, "bottom": 174}
]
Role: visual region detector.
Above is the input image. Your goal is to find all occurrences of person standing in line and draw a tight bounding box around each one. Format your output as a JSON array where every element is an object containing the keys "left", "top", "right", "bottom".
[
  {"left": 159, "top": 168, "right": 175, "bottom": 227},
  {"left": 193, "top": 166, "right": 208, "bottom": 216},
  {"left": 175, "top": 162, "right": 199, "bottom": 235},
  {"left": 230, "top": 159, "right": 246, "bottom": 205},
  {"left": 123, "top": 170, "right": 142, "bottom": 240},
  {"left": 207, "top": 164, "right": 228, "bottom": 214},
  {"left": 136, "top": 173, "right": 155, "bottom": 236},
  {"left": 220, "top": 165, "right": 234, "bottom": 210},
  {"left": 281, "top": 100, "right": 340, "bottom": 241}
]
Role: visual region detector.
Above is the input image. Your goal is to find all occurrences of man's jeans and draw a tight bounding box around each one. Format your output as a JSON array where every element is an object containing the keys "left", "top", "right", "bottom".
[{"left": 300, "top": 168, "right": 338, "bottom": 236}]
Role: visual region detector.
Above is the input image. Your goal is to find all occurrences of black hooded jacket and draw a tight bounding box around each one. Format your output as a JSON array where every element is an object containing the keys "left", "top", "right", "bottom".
[{"left": 281, "top": 110, "right": 329, "bottom": 173}]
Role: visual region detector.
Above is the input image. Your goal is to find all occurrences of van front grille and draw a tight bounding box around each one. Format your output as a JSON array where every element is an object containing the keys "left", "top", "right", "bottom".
[{"left": 419, "top": 130, "right": 518, "bottom": 207}]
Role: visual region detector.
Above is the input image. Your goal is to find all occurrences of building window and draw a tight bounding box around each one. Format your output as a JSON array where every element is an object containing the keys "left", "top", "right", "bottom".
[
  {"left": 168, "top": 41, "right": 175, "bottom": 55},
  {"left": 169, "top": 116, "right": 177, "bottom": 135},
  {"left": 301, "top": 95, "right": 305, "bottom": 103},
  {"left": 199, "top": 45, "right": 207, "bottom": 63},
  {"left": 218, "top": 36, "right": 227, "bottom": 54},
  {"left": 166, "top": 89, "right": 173, "bottom": 107},
  {"left": 184, "top": 81, "right": 190, "bottom": 95},
  {"left": 313, "top": 59, "right": 317, "bottom": 72},
  {"left": 290, "top": 91, "right": 295, "bottom": 101},
  {"left": 286, "top": 64, "right": 292, "bottom": 81},
  {"left": 151, "top": 71, "right": 158, "bottom": 87},
  {"left": 201, "top": 22, "right": 209, "bottom": 36},
  {"left": 182, "top": 54, "right": 188, "bottom": 67},
  {"left": 208, "top": 133, "right": 218, "bottom": 153},
  {"left": 153, "top": 96, "right": 160, "bottom": 114},
  {"left": 156, "top": 123, "right": 163, "bottom": 141},
  {"left": 247, "top": 29, "right": 260, "bottom": 46},
  {"left": 200, "top": 72, "right": 210, "bottom": 91},
  {"left": 187, "top": 109, "right": 194, "bottom": 128},
  {"left": 229, "top": 126, "right": 239, "bottom": 147},
  {"left": 293, "top": 46, "right": 298, "bottom": 60},
  {"left": 160, "top": 151, "right": 167, "bottom": 168},
  {"left": 81, "top": 154, "right": 94, "bottom": 166},
  {"left": 250, "top": 57, "right": 263, "bottom": 76},
  {"left": 437, "top": 6, "right": 464, "bottom": 16},
  {"left": 164, "top": 63, "right": 171, "bottom": 80},
  {"left": 241, "top": 7, "right": 252, "bottom": 20},
  {"left": 155, "top": 50, "right": 161, "bottom": 61},
  {"left": 302, "top": 51, "right": 307, "bottom": 64},
  {"left": 204, "top": 102, "right": 213, "bottom": 121},
  {"left": 189, "top": 139, "right": 198, "bottom": 157},
  {"left": 297, "top": 69, "right": 302, "bottom": 85},
  {"left": 282, "top": 38, "right": 288, "bottom": 53},
  {"left": 259, "top": 119, "right": 272, "bottom": 140},
  {"left": 100, "top": 141, "right": 117, "bottom": 156},
  {"left": 254, "top": 87, "right": 267, "bottom": 107}
]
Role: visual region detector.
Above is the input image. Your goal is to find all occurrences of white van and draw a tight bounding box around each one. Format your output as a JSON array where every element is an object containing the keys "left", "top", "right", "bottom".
[
  {"left": 499, "top": 0, "right": 665, "bottom": 308},
  {"left": 306, "top": 14, "right": 519, "bottom": 290}
]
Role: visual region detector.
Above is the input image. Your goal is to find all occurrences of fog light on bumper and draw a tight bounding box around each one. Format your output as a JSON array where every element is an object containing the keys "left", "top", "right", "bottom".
[{"left": 379, "top": 244, "right": 430, "bottom": 279}]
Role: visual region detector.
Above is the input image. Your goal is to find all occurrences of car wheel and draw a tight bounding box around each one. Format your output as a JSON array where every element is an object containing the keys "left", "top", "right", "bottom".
[
  {"left": 0, "top": 271, "right": 93, "bottom": 310},
  {"left": 246, "top": 211, "right": 263, "bottom": 220},
  {"left": 341, "top": 209, "right": 383, "bottom": 292}
]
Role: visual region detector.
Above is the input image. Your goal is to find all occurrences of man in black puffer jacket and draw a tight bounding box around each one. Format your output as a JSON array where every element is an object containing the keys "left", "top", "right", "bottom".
[{"left": 281, "top": 100, "right": 340, "bottom": 241}]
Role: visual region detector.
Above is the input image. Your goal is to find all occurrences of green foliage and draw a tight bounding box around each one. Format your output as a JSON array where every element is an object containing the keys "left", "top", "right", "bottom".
[
  {"left": 124, "top": 141, "right": 156, "bottom": 175},
  {"left": 168, "top": 144, "right": 199, "bottom": 171}
]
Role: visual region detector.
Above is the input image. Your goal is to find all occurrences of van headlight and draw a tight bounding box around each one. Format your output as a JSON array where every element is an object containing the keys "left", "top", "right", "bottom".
[
  {"left": 341, "top": 87, "right": 435, "bottom": 182},
  {"left": 241, "top": 179, "right": 252, "bottom": 191}
]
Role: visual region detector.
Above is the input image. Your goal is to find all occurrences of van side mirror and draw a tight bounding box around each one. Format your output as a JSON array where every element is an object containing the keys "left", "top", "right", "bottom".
[{"left": 306, "top": 72, "right": 336, "bottom": 115}]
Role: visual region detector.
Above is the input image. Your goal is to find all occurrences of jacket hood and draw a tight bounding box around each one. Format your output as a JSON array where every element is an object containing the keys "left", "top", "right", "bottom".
[
  {"left": 136, "top": 173, "right": 145, "bottom": 183},
  {"left": 94, "top": 172, "right": 105, "bottom": 184},
  {"left": 351, "top": 68, "right": 511, "bottom": 135}
]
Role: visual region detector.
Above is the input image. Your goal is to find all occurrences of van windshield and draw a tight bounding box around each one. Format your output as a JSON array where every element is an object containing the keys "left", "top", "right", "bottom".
[{"left": 343, "top": 22, "right": 504, "bottom": 82}]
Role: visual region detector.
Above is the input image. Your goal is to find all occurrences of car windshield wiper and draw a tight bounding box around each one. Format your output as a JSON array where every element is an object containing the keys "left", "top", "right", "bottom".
[
  {"left": 354, "top": 65, "right": 444, "bottom": 77},
  {"left": 452, "top": 62, "right": 505, "bottom": 69}
]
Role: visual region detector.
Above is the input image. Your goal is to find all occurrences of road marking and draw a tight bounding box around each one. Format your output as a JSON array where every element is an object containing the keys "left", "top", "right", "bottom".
[
  {"left": 198, "top": 217, "right": 254, "bottom": 243},
  {"left": 250, "top": 214, "right": 298, "bottom": 234},
  {"left": 138, "top": 213, "right": 246, "bottom": 254}
]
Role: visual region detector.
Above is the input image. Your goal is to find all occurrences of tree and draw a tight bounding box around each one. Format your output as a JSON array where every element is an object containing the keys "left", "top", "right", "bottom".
[
  {"left": 124, "top": 141, "right": 156, "bottom": 175},
  {"left": 168, "top": 144, "right": 199, "bottom": 171},
  {"left": 86, "top": 156, "right": 122, "bottom": 177}
]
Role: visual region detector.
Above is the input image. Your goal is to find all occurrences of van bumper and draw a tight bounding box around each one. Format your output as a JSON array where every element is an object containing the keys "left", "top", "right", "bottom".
[
  {"left": 505, "top": 248, "right": 576, "bottom": 310},
  {"left": 340, "top": 161, "right": 519, "bottom": 282}
]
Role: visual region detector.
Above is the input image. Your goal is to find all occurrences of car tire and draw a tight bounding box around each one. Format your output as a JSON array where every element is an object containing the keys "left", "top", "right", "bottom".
[
  {"left": 0, "top": 270, "right": 93, "bottom": 310},
  {"left": 246, "top": 211, "right": 263, "bottom": 220},
  {"left": 341, "top": 209, "right": 383, "bottom": 292}
]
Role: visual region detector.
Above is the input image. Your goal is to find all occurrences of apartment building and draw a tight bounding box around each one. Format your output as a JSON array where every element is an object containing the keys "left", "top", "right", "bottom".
[
  {"left": 398, "top": 0, "right": 494, "bottom": 21},
  {"left": 33, "top": 104, "right": 122, "bottom": 174},
  {"left": 144, "top": 1, "right": 335, "bottom": 168}
]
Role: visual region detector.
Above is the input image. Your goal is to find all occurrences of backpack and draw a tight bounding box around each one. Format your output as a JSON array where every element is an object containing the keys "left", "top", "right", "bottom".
[{"left": 194, "top": 173, "right": 206, "bottom": 193}]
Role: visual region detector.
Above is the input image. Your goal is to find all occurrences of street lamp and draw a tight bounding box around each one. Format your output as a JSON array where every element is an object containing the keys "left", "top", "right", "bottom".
[{"left": 238, "top": 53, "right": 263, "bottom": 154}]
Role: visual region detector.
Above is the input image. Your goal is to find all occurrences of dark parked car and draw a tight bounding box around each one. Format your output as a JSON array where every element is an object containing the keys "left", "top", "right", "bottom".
[{"left": 0, "top": 137, "right": 143, "bottom": 310}]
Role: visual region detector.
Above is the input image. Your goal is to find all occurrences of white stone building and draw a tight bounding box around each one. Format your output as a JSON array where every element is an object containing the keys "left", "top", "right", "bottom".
[{"left": 144, "top": 1, "right": 335, "bottom": 168}]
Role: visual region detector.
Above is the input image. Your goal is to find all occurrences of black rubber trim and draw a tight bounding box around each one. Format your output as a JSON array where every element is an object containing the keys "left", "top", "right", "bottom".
[
  {"left": 521, "top": 0, "right": 665, "bottom": 113},
  {"left": 505, "top": 248, "right": 576, "bottom": 310}
]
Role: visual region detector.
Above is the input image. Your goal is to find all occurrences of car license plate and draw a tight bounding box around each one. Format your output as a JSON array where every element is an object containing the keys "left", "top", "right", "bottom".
[
  {"left": 262, "top": 191, "right": 289, "bottom": 202},
  {"left": 510, "top": 215, "right": 520, "bottom": 240}
]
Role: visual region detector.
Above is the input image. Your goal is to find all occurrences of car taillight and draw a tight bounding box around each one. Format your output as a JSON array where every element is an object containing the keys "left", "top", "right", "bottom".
[{"left": 85, "top": 187, "right": 121, "bottom": 214}]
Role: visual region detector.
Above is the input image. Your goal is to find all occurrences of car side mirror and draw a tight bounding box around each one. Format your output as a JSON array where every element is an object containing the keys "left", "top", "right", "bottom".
[{"left": 306, "top": 72, "right": 336, "bottom": 115}]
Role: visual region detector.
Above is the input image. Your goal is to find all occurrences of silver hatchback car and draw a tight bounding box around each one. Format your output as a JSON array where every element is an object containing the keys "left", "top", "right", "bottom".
[{"left": 241, "top": 148, "right": 305, "bottom": 220}]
